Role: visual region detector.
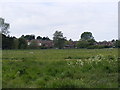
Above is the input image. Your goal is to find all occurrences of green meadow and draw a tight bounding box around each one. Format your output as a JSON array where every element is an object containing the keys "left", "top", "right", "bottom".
[{"left": 2, "top": 49, "right": 118, "bottom": 88}]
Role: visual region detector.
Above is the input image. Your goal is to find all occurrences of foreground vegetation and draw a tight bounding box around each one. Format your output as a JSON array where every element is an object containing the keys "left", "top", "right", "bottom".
[{"left": 2, "top": 49, "right": 118, "bottom": 88}]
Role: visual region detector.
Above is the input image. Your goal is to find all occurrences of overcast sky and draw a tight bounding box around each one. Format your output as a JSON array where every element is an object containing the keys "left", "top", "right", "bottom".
[{"left": 0, "top": 0, "right": 118, "bottom": 41}]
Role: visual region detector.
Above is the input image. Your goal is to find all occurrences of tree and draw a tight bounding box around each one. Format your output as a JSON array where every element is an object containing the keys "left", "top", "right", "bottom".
[
  {"left": 53, "top": 31, "right": 66, "bottom": 49},
  {"left": 2, "top": 34, "right": 10, "bottom": 49},
  {"left": 115, "top": 40, "right": 120, "bottom": 48},
  {"left": 65, "top": 39, "right": 73, "bottom": 45},
  {"left": 29, "top": 40, "right": 39, "bottom": 49},
  {"left": 18, "top": 38, "right": 27, "bottom": 49},
  {"left": 36, "top": 36, "right": 42, "bottom": 40},
  {"left": 87, "top": 39, "right": 96, "bottom": 45},
  {"left": 69, "top": 39, "right": 73, "bottom": 42},
  {"left": 2, "top": 34, "right": 15, "bottom": 49},
  {"left": 81, "top": 32, "right": 94, "bottom": 41},
  {"left": 77, "top": 40, "right": 90, "bottom": 48},
  {"left": 13, "top": 37, "right": 19, "bottom": 49},
  {"left": 22, "top": 34, "right": 35, "bottom": 40},
  {"left": 42, "top": 36, "right": 50, "bottom": 41},
  {"left": 77, "top": 32, "right": 96, "bottom": 48},
  {"left": 0, "top": 34, "right": 1, "bottom": 49},
  {"left": 0, "top": 18, "right": 10, "bottom": 35}
]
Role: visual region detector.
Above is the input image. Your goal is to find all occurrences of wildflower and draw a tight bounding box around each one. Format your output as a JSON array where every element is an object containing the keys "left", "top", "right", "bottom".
[
  {"left": 67, "top": 62, "right": 71, "bottom": 66},
  {"left": 80, "top": 61, "right": 84, "bottom": 66},
  {"left": 29, "top": 52, "right": 34, "bottom": 54},
  {"left": 81, "top": 78, "right": 83, "bottom": 81}
]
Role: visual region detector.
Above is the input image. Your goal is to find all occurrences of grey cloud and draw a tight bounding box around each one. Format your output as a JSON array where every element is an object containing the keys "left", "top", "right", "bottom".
[{"left": 0, "top": 2, "right": 118, "bottom": 41}]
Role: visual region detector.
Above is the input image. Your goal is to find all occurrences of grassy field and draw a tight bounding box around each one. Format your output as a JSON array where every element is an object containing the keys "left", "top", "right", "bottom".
[{"left": 2, "top": 49, "right": 118, "bottom": 88}]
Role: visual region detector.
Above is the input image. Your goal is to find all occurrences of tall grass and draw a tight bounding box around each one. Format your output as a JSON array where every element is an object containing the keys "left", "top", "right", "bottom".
[{"left": 2, "top": 49, "right": 118, "bottom": 88}]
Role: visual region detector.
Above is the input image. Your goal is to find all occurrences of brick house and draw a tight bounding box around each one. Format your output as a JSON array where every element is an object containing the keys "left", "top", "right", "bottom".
[
  {"left": 95, "top": 41, "right": 115, "bottom": 47},
  {"left": 64, "top": 41, "right": 78, "bottom": 49},
  {"left": 27, "top": 40, "right": 54, "bottom": 48}
]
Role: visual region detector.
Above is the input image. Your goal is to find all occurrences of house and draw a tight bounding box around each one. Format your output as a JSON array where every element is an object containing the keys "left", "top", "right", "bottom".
[
  {"left": 39, "top": 40, "right": 54, "bottom": 48},
  {"left": 95, "top": 41, "right": 115, "bottom": 47},
  {"left": 27, "top": 40, "right": 54, "bottom": 48},
  {"left": 64, "top": 41, "right": 78, "bottom": 49}
]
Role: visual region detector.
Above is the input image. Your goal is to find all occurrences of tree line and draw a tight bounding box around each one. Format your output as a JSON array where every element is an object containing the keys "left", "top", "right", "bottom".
[{"left": 1, "top": 18, "right": 120, "bottom": 49}]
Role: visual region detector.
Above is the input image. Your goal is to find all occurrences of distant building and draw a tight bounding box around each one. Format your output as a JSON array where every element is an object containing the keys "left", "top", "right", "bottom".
[
  {"left": 27, "top": 40, "right": 54, "bottom": 48},
  {"left": 64, "top": 41, "right": 78, "bottom": 49},
  {"left": 95, "top": 41, "right": 115, "bottom": 47}
]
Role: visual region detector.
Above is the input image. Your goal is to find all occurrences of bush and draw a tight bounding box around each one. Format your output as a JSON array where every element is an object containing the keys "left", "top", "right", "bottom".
[{"left": 87, "top": 45, "right": 105, "bottom": 49}]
